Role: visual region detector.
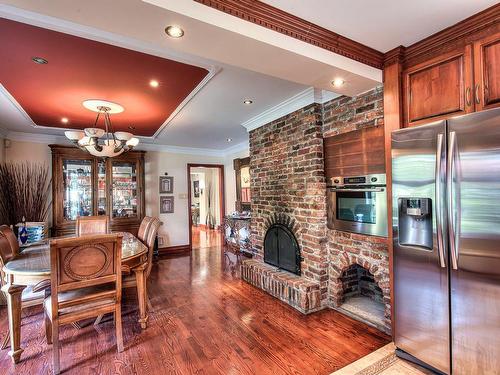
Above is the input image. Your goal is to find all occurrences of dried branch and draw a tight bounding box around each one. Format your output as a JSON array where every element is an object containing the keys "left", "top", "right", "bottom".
[{"left": 0, "top": 162, "right": 52, "bottom": 226}]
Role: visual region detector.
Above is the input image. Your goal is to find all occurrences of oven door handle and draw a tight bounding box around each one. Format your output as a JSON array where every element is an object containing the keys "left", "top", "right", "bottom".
[{"left": 329, "top": 187, "right": 385, "bottom": 193}]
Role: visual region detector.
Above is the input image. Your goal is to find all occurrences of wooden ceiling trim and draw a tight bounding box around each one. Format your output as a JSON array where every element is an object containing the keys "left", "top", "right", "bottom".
[{"left": 194, "top": 0, "right": 384, "bottom": 69}]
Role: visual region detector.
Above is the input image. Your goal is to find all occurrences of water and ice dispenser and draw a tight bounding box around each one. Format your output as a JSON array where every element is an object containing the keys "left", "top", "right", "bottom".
[{"left": 398, "top": 198, "right": 433, "bottom": 250}]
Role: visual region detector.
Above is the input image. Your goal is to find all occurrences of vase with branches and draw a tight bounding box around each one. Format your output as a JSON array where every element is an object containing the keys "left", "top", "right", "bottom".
[
  {"left": 0, "top": 162, "right": 52, "bottom": 230},
  {"left": 205, "top": 182, "right": 215, "bottom": 229}
]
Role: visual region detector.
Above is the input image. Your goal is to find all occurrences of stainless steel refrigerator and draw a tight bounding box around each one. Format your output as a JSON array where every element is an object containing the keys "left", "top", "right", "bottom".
[{"left": 391, "top": 108, "right": 500, "bottom": 374}]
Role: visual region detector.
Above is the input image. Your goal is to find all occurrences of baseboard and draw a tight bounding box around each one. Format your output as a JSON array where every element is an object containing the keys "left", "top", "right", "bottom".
[{"left": 158, "top": 244, "right": 191, "bottom": 256}]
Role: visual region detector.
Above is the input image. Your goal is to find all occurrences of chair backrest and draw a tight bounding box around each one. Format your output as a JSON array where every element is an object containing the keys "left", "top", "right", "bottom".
[
  {"left": 0, "top": 230, "right": 14, "bottom": 277},
  {"left": 137, "top": 216, "right": 153, "bottom": 243},
  {"left": 0, "top": 225, "right": 19, "bottom": 256},
  {"left": 76, "top": 216, "right": 109, "bottom": 236},
  {"left": 145, "top": 218, "right": 161, "bottom": 278},
  {"left": 49, "top": 234, "right": 122, "bottom": 316}
]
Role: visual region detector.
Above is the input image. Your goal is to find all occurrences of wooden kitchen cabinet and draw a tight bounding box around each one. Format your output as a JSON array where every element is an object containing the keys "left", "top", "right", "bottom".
[
  {"left": 403, "top": 46, "right": 474, "bottom": 126},
  {"left": 473, "top": 33, "right": 500, "bottom": 111},
  {"left": 50, "top": 145, "right": 145, "bottom": 236},
  {"left": 403, "top": 30, "right": 500, "bottom": 127}
]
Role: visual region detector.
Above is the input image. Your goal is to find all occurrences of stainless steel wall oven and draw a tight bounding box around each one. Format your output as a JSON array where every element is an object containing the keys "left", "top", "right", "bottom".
[{"left": 327, "top": 173, "right": 388, "bottom": 237}]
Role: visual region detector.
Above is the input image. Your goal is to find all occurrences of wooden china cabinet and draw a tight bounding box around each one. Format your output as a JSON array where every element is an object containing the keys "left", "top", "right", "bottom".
[{"left": 50, "top": 145, "right": 145, "bottom": 237}]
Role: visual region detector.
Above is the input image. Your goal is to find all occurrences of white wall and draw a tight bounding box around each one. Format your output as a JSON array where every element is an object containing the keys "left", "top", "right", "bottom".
[
  {"left": 5, "top": 140, "right": 52, "bottom": 166},
  {"left": 224, "top": 148, "right": 250, "bottom": 214},
  {"left": 144, "top": 151, "right": 226, "bottom": 247}
]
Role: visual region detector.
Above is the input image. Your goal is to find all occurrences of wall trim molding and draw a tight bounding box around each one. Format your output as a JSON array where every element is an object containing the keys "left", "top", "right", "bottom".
[
  {"left": 158, "top": 244, "right": 191, "bottom": 255},
  {"left": 242, "top": 87, "right": 340, "bottom": 132},
  {"left": 194, "top": 0, "right": 384, "bottom": 68},
  {"left": 2, "top": 130, "right": 249, "bottom": 157}
]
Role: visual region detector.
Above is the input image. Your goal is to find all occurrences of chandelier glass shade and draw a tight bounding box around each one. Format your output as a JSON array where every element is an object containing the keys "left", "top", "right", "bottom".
[{"left": 64, "top": 100, "right": 139, "bottom": 158}]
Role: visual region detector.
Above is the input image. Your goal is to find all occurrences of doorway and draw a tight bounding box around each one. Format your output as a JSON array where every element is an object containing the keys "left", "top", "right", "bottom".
[{"left": 187, "top": 164, "right": 225, "bottom": 250}]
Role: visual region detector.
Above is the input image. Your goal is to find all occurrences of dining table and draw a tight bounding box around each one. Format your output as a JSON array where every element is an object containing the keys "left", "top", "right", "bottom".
[{"left": 1, "top": 232, "right": 149, "bottom": 364}]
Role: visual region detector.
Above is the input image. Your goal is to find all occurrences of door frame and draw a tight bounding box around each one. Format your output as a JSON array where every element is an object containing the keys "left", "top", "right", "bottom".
[{"left": 187, "top": 163, "right": 225, "bottom": 250}]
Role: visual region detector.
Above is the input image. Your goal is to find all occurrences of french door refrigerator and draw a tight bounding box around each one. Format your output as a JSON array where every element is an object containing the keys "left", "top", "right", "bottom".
[{"left": 391, "top": 108, "right": 500, "bottom": 375}]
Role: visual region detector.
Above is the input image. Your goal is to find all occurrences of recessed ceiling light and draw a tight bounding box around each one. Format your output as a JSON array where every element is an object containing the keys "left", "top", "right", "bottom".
[
  {"left": 331, "top": 78, "right": 345, "bottom": 87},
  {"left": 165, "top": 25, "right": 184, "bottom": 38},
  {"left": 32, "top": 56, "right": 48, "bottom": 64},
  {"left": 61, "top": 117, "right": 69, "bottom": 124},
  {"left": 227, "top": 138, "right": 233, "bottom": 142},
  {"left": 149, "top": 79, "right": 159, "bottom": 88},
  {"left": 243, "top": 99, "right": 253, "bottom": 105}
]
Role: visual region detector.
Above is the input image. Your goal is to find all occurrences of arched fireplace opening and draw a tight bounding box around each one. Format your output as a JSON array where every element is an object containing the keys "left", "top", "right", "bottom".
[
  {"left": 338, "top": 263, "right": 385, "bottom": 329},
  {"left": 264, "top": 222, "right": 301, "bottom": 275}
]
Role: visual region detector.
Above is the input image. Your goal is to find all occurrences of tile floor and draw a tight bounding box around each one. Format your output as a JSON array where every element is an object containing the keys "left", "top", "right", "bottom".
[{"left": 332, "top": 343, "right": 434, "bottom": 375}]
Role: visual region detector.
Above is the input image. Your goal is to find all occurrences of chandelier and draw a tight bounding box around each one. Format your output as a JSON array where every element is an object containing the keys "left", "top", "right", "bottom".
[{"left": 64, "top": 100, "right": 139, "bottom": 158}]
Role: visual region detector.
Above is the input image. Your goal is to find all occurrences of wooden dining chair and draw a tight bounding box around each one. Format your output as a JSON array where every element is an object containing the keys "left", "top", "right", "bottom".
[
  {"left": 44, "top": 234, "right": 124, "bottom": 374},
  {"left": 75, "top": 216, "right": 109, "bottom": 236},
  {"left": 137, "top": 216, "right": 153, "bottom": 244},
  {"left": 0, "top": 226, "right": 48, "bottom": 350},
  {"left": 0, "top": 225, "right": 20, "bottom": 257},
  {"left": 123, "top": 217, "right": 160, "bottom": 311}
]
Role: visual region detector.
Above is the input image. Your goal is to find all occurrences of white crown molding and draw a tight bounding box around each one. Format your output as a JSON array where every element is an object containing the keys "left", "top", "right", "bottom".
[
  {"left": 241, "top": 87, "right": 340, "bottom": 132},
  {"left": 4, "top": 131, "right": 70, "bottom": 145},
  {"left": 3, "top": 130, "right": 248, "bottom": 158},
  {"left": 136, "top": 142, "right": 225, "bottom": 157},
  {"left": 222, "top": 140, "right": 249, "bottom": 156},
  {"left": 0, "top": 4, "right": 220, "bottom": 140}
]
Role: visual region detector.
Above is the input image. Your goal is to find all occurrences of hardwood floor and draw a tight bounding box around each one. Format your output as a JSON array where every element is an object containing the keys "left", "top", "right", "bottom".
[{"left": 0, "top": 229, "right": 390, "bottom": 374}]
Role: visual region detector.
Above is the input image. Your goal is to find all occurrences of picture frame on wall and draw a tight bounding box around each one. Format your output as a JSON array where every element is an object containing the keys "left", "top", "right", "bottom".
[
  {"left": 160, "top": 196, "right": 174, "bottom": 214},
  {"left": 159, "top": 176, "right": 174, "bottom": 194}
]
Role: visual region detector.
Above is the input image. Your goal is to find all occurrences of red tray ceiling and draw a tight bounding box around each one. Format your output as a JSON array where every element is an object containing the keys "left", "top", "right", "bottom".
[{"left": 0, "top": 18, "right": 209, "bottom": 136}]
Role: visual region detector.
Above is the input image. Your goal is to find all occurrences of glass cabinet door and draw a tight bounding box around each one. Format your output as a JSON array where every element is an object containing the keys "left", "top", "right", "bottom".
[
  {"left": 62, "top": 159, "right": 93, "bottom": 220},
  {"left": 97, "top": 160, "right": 107, "bottom": 215},
  {"left": 111, "top": 161, "right": 138, "bottom": 218}
]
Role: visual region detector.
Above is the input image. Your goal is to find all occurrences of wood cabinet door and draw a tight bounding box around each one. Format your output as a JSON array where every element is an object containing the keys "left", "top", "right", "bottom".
[
  {"left": 324, "top": 125, "right": 385, "bottom": 179},
  {"left": 474, "top": 33, "right": 500, "bottom": 111},
  {"left": 404, "top": 46, "right": 473, "bottom": 126}
]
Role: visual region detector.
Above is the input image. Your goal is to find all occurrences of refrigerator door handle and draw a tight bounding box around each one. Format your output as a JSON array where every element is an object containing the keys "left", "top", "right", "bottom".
[
  {"left": 435, "top": 133, "right": 446, "bottom": 268},
  {"left": 447, "top": 131, "right": 459, "bottom": 270}
]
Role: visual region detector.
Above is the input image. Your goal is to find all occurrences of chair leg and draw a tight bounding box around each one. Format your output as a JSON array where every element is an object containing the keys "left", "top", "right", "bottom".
[
  {"left": 45, "top": 314, "right": 52, "bottom": 345},
  {"left": 115, "top": 306, "right": 124, "bottom": 353},
  {"left": 146, "top": 296, "right": 153, "bottom": 312},
  {"left": 1, "top": 331, "right": 9, "bottom": 350},
  {"left": 52, "top": 322, "right": 60, "bottom": 375}
]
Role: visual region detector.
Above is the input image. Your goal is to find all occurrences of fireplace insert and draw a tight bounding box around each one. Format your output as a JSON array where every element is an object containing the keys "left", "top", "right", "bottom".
[{"left": 264, "top": 223, "right": 301, "bottom": 275}]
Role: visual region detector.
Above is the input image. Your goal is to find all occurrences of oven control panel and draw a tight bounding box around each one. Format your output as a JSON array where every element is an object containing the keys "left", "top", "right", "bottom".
[{"left": 329, "top": 173, "right": 386, "bottom": 187}]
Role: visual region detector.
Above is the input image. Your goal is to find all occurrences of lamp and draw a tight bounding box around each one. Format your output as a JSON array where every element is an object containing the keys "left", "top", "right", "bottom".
[{"left": 65, "top": 100, "right": 139, "bottom": 158}]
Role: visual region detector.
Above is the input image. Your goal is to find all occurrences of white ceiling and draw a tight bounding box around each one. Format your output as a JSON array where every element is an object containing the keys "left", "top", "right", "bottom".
[
  {"left": 262, "top": 0, "right": 498, "bottom": 52},
  {"left": 0, "top": 0, "right": 495, "bottom": 152}
]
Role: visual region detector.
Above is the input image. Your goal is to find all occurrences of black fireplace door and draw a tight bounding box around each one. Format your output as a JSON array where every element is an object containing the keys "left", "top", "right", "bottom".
[{"left": 264, "top": 224, "right": 301, "bottom": 275}]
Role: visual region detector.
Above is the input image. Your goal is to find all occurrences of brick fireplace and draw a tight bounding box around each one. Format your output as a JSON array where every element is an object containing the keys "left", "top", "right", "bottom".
[{"left": 241, "top": 86, "right": 391, "bottom": 333}]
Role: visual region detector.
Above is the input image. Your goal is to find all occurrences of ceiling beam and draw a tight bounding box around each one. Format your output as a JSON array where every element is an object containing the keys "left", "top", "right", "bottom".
[{"left": 194, "top": 0, "right": 384, "bottom": 69}]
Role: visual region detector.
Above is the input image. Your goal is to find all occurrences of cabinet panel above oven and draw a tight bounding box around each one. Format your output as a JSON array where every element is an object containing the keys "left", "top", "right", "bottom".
[{"left": 323, "top": 125, "right": 385, "bottom": 179}]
